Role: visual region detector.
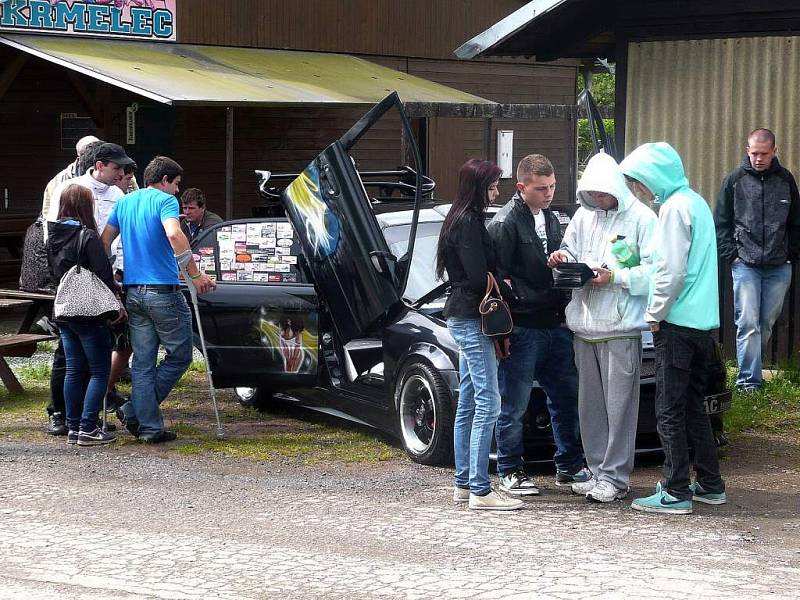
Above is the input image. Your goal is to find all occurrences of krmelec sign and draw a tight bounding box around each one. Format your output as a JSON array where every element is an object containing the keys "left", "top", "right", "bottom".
[{"left": 0, "top": 0, "right": 177, "bottom": 41}]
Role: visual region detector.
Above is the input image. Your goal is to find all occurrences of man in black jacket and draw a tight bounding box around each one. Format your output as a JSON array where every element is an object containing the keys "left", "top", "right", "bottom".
[
  {"left": 488, "top": 154, "right": 587, "bottom": 495},
  {"left": 714, "top": 128, "right": 800, "bottom": 391}
]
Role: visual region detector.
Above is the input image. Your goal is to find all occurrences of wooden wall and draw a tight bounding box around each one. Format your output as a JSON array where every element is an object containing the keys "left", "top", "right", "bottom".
[{"left": 176, "top": 0, "right": 531, "bottom": 61}]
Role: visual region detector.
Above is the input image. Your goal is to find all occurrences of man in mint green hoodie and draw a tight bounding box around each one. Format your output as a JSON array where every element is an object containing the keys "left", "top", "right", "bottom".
[{"left": 620, "top": 142, "right": 726, "bottom": 515}]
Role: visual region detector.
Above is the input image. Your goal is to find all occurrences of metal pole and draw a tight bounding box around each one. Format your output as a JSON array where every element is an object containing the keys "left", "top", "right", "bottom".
[
  {"left": 225, "top": 106, "right": 234, "bottom": 220},
  {"left": 180, "top": 262, "right": 225, "bottom": 439}
]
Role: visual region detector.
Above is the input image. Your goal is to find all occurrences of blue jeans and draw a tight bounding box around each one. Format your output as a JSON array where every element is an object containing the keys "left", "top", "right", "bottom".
[
  {"left": 496, "top": 326, "right": 583, "bottom": 475},
  {"left": 122, "top": 288, "right": 193, "bottom": 437},
  {"left": 59, "top": 321, "right": 112, "bottom": 432},
  {"left": 447, "top": 318, "right": 501, "bottom": 496},
  {"left": 732, "top": 261, "right": 792, "bottom": 389}
]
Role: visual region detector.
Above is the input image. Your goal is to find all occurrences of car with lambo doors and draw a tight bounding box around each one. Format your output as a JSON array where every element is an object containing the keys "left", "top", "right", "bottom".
[{"left": 189, "top": 93, "right": 732, "bottom": 465}]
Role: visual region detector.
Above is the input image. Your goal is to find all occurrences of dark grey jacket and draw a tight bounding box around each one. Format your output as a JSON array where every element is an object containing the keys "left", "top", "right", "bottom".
[
  {"left": 714, "top": 156, "right": 800, "bottom": 266},
  {"left": 488, "top": 193, "right": 567, "bottom": 329}
]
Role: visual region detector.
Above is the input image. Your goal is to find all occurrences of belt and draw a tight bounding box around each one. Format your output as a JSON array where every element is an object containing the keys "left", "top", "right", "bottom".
[{"left": 124, "top": 284, "right": 181, "bottom": 293}]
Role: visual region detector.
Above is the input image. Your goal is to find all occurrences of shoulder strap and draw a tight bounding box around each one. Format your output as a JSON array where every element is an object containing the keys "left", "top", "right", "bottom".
[{"left": 75, "top": 227, "right": 87, "bottom": 273}]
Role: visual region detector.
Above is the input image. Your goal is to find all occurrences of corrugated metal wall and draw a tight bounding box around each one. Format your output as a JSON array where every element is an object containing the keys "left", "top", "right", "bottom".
[
  {"left": 626, "top": 36, "right": 800, "bottom": 207},
  {"left": 626, "top": 36, "right": 800, "bottom": 363}
]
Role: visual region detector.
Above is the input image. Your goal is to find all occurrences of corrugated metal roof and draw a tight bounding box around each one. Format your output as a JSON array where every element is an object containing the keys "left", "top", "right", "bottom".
[
  {"left": 0, "top": 34, "right": 495, "bottom": 107},
  {"left": 626, "top": 36, "right": 800, "bottom": 205}
]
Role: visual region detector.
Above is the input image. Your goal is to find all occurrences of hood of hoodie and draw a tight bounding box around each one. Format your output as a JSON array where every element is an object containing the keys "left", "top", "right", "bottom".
[
  {"left": 576, "top": 152, "right": 637, "bottom": 213},
  {"left": 47, "top": 219, "right": 82, "bottom": 253},
  {"left": 619, "top": 142, "right": 689, "bottom": 205},
  {"left": 741, "top": 153, "right": 783, "bottom": 176}
]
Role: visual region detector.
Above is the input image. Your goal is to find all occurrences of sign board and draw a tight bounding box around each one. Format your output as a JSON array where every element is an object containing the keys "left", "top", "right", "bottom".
[
  {"left": 60, "top": 113, "right": 95, "bottom": 151},
  {"left": 0, "top": 1, "right": 177, "bottom": 41}
]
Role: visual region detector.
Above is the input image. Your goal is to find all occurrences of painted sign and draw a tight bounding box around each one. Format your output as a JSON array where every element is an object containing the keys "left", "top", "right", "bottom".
[{"left": 0, "top": 0, "right": 177, "bottom": 41}]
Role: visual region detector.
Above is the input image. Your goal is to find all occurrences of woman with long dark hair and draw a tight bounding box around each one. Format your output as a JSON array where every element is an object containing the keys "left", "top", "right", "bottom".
[
  {"left": 48, "top": 184, "right": 125, "bottom": 446},
  {"left": 437, "top": 159, "right": 522, "bottom": 511}
]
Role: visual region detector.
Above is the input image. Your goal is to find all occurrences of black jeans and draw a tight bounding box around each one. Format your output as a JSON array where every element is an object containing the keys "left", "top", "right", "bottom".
[{"left": 654, "top": 322, "right": 725, "bottom": 501}]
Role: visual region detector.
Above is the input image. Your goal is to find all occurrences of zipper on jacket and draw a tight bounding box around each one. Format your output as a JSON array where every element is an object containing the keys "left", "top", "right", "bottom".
[{"left": 761, "top": 174, "right": 765, "bottom": 265}]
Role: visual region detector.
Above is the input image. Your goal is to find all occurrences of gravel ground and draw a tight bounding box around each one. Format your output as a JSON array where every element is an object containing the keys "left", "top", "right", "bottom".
[{"left": 1, "top": 426, "right": 800, "bottom": 599}]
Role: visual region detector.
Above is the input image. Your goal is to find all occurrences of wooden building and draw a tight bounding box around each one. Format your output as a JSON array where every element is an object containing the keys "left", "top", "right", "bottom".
[
  {"left": 458, "top": 0, "right": 800, "bottom": 362},
  {"left": 0, "top": 0, "right": 579, "bottom": 240}
]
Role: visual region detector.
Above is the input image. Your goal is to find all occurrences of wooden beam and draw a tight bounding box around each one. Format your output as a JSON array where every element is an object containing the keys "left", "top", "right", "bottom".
[
  {"left": 404, "top": 102, "right": 575, "bottom": 120},
  {"left": 65, "top": 71, "right": 104, "bottom": 129},
  {"left": 0, "top": 54, "right": 27, "bottom": 101},
  {"left": 225, "top": 107, "right": 234, "bottom": 220}
]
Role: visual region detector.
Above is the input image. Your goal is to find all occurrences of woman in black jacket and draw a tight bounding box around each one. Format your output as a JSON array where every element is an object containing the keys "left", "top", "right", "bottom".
[
  {"left": 48, "top": 184, "right": 126, "bottom": 447},
  {"left": 436, "top": 159, "right": 521, "bottom": 511}
]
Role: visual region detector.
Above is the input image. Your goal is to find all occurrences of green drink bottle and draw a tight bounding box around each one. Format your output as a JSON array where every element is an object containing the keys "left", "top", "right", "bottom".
[{"left": 610, "top": 235, "right": 639, "bottom": 268}]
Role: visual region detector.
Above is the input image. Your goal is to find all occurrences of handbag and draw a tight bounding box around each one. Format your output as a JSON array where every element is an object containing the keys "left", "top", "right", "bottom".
[
  {"left": 19, "top": 217, "right": 54, "bottom": 292},
  {"left": 53, "top": 228, "right": 121, "bottom": 320},
  {"left": 479, "top": 273, "right": 513, "bottom": 338}
]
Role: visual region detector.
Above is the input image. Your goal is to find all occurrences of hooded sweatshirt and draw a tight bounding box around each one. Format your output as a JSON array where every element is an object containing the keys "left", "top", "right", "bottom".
[
  {"left": 560, "top": 152, "right": 657, "bottom": 340},
  {"left": 620, "top": 143, "right": 719, "bottom": 330}
]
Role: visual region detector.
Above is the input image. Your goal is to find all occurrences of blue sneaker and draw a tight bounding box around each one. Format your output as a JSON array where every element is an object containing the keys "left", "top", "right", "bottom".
[
  {"left": 631, "top": 482, "right": 692, "bottom": 514},
  {"left": 689, "top": 481, "right": 727, "bottom": 505},
  {"left": 555, "top": 467, "right": 592, "bottom": 487}
]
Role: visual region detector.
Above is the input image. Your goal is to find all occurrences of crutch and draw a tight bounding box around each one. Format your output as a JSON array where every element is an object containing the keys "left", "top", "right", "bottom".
[{"left": 177, "top": 254, "right": 225, "bottom": 439}]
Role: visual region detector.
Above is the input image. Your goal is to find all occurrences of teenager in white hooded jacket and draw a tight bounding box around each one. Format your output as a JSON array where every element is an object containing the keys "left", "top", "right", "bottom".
[{"left": 548, "top": 152, "right": 657, "bottom": 503}]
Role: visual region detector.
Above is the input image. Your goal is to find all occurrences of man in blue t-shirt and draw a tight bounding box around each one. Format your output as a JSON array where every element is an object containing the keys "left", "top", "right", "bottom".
[{"left": 102, "top": 156, "right": 215, "bottom": 443}]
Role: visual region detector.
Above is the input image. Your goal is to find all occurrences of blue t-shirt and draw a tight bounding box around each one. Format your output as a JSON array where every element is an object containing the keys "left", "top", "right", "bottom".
[{"left": 108, "top": 188, "right": 181, "bottom": 284}]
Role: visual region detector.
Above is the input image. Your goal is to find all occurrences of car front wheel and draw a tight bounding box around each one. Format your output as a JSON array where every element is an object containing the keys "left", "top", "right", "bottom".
[
  {"left": 234, "top": 387, "right": 273, "bottom": 410},
  {"left": 396, "top": 362, "right": 453, "bottom": 466}
]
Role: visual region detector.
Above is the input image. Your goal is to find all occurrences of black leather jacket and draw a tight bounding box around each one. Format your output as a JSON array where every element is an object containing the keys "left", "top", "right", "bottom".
[
  {"left": 715, "top": 156, "right": 800, "bottom": 266},
  {"left": 488, "top": 194, "right": 567, "bottom": 328}
]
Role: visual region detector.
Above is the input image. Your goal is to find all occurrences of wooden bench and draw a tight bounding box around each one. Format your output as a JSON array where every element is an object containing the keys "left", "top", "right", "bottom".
[{"left": 0, "top": 333, "right": 57, "bottom": 394}]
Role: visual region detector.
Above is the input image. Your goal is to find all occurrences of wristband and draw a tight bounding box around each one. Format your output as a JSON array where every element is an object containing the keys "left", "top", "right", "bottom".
[{"left": 190, "top": 271, "right": 202, "bottom": 280}]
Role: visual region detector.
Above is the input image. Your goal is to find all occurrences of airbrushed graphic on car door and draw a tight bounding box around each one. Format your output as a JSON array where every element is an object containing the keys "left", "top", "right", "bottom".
[
  {"left": 256, "top": 309, "right": 319, "bottom": 374},
  {"left": 284, "top": 162, "right": 340, "bottom": 258}
]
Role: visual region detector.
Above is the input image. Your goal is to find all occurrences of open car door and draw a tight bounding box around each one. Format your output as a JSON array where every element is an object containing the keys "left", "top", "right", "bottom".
[{"left": 280, "top": 92, "right": 424, "bottom": 344}]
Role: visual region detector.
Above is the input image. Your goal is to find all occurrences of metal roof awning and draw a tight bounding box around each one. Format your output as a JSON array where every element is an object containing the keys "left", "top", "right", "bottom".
[
  {"left": 454, "top": 0, "right": 614, "bottom": 61},
  {"left": 0, "top": 33, "right": 500, "bottom": 114}
]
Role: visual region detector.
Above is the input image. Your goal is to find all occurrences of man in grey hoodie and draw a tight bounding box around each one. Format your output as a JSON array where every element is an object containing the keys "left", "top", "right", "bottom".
[{"left": 549, "top": 152, "right": 657, "bottom": 503}]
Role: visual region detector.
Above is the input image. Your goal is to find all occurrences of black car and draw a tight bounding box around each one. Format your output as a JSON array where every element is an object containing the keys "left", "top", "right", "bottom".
[{"left": 189, "top": 93, "right": 731, "bottom": 465}]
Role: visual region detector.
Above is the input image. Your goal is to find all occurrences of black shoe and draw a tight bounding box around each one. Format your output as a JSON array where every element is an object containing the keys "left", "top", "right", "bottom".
[
  {"left": 77, "top": 427, "right": 117, "bottom": 446},
  {"left": 139, "top": 430, "right": 177, "bottom": 444},
  {"left": 100, "top": 421, "right": 117, "bottom": 433},
  {"left": 46, "top": 412, "right": 68, "bottom": 436},
  {"left": 105, "top": 388, "right": 129, "bottom": 413},
  {"left": 115, "top": 407, "right": 140, "bottom": 438}
]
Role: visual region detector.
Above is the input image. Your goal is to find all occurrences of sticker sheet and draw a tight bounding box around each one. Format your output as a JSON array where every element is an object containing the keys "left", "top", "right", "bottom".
[{"left": 217, "top": 221, "right": 301, "bottom": 283}]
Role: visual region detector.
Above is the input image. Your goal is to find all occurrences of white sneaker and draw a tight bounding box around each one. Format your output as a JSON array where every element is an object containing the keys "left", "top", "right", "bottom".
[
  {"left": 469, "top": 490, "right": 524, "bottom": 511},
  {"left": 587, "top": 480, "right": 628, "bottom": 503},
  {"left": 453, "top": 487, "right": 470, "bottom": 503},
  {"left": 571, "top": 477, "right": 597, "bottom": 496}
]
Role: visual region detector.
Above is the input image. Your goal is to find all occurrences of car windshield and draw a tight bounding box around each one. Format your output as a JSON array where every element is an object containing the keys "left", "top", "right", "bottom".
[{"left": 383, "top": 222, "right": 444, "bottom": 303}]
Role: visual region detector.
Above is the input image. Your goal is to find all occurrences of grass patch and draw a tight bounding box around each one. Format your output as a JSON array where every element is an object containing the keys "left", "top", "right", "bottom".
[
  {"left": 173, "top": 428, "right": 402, "bottom": 464},
  {"left": 37, "top": 341, "right": 56, "bottom": 353},
  {"left": 725, "top": 364, "right": 800, "bottom": 435},
  {"left": 171, "top": 421, "right": 203, "bottom": 435},
  {"left": 17, "top": 363, "right": 51, "bottom": 382}
]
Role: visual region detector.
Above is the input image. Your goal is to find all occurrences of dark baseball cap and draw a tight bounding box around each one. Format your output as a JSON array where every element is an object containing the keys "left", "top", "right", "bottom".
[{"left": 94, "top": 142, "right": 135, "bottom": 166}]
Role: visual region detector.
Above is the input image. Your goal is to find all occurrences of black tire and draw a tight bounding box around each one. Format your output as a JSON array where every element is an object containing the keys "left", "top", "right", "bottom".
[
  {"left": 234, "top": 387, "right": 273, "bottom": 411},
  {"left": 395, "top": 361, "right": 454, "bottom": 466}
]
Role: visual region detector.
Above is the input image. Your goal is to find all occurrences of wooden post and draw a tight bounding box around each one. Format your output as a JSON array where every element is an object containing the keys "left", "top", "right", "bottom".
[{"left": 225, "top": 107, "right": 234, "bottom": 220}]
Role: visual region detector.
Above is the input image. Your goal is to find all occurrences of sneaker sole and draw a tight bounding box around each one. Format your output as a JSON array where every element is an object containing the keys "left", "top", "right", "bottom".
[
  {"left": 468, "top": 503, "right": 524, "bottom": 511},
  {"left": 499, "top": 487, "right": 540, "bottom": 496},
  {"left": 77, "top": 438, "right": 117, "bottom": 447},
  {"left": 692, "top": 495, "right": 726, "bottom": 505},
  {"left": 587, "top": 492, "right": 628, "bottom": 503},
  {"left": 555, "top": 480, "right": 588, "bottom": 488},
  {"left": 631, "top": 502, "right": 692, "bottom": 515}
]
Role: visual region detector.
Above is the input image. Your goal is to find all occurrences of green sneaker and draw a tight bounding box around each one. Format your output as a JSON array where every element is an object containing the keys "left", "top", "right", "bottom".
[
  {"left": 631, "top": 482, "right": 692, "bottom": 514},
  {"left": 689, "top": 481, "right": 727, "bottom": 505}
]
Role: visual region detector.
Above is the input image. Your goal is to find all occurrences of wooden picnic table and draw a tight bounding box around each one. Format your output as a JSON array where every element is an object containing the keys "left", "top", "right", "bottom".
[
  {"left": 0, "top": 290, "right": 57, "bottom": 395},
  {"left": 0, "top": 288, "right": 56, "bottom": 334}
]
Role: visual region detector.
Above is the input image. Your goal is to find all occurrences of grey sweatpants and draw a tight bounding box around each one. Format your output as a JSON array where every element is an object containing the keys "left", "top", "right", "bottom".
[{"left": 573, "top": 337, "right": 641, "bottom": 490}]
